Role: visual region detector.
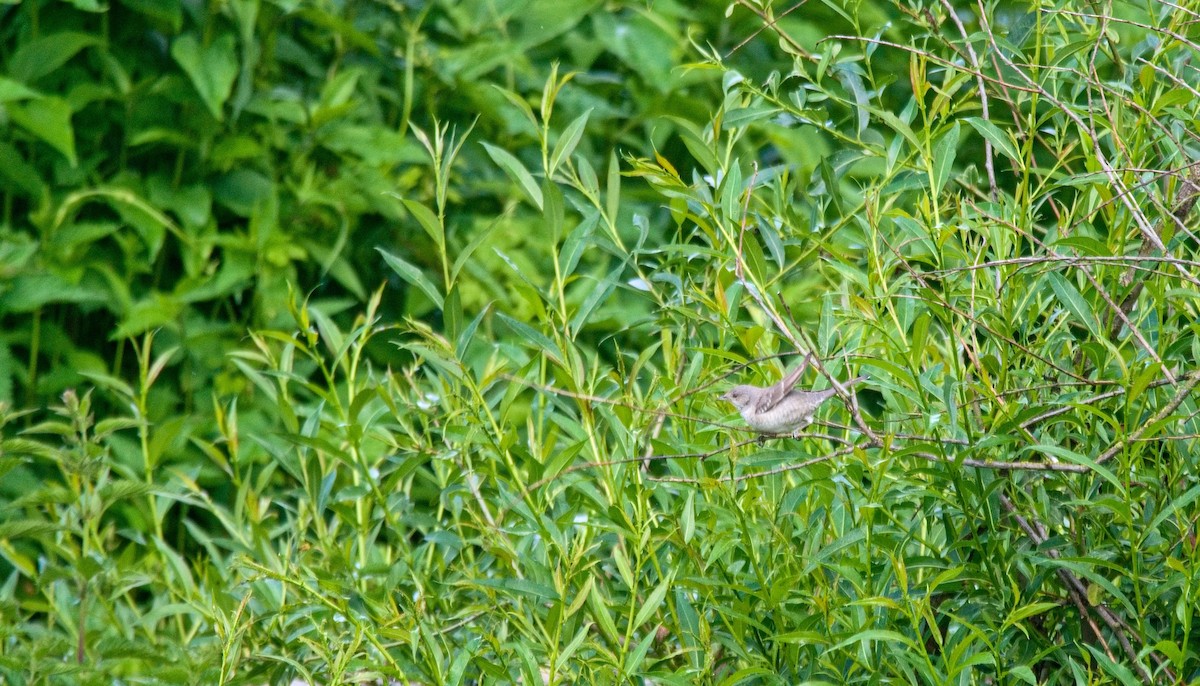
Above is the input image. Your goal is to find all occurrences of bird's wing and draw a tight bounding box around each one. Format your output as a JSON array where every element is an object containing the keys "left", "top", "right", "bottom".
[{"left": 754, "top": 353, "right": 811, "bottom": 412}]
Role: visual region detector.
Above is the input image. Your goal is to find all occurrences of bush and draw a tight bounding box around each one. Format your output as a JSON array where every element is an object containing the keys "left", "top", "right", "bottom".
[{"left": 3, "top": 0, "right": 1200, "bottom": 683}]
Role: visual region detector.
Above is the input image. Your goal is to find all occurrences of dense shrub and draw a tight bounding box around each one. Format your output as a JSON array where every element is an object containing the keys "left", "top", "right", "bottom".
[{"left": 3, "top": 0, "right": 1200, "bottom": 683}]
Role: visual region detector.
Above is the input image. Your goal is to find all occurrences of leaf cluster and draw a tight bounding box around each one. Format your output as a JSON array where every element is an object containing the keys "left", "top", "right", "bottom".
[{"left": 3, "top": 1, "right": 1200, "bottom": 685}]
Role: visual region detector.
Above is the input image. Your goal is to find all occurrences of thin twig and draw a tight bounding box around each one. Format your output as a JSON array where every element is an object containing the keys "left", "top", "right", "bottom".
[
  {"left": 1096, "top": 373, "right": 1200, "bottom": 464},
  {"left": 999, "top": 494, "right": 1124, "bottom": 669},
  {"left": 937, "top": 0, "right": 997, "bottom": 201}
]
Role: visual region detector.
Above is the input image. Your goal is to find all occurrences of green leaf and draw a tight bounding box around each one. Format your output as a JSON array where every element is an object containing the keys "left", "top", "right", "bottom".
[
  {"left": 1045, "top": 272, "right": 1100, "bottom": 338},
  {"left": 681, "top": 491, "right": 694, "bottom": 544},
  {"left": 1082, "top": 644, "right": 1142, "bottom": 686},
  {"left": 7, "top": 97, "right": 77, "bottom": 166},
  {"left": 559, "top": 214, "right": 598, "bottom": 278},
  {"left": 543, "top": 179, "right": 564, "bottom": 244},
  {"left": 1026, "top": 443, "right": 1123, "bottom": 492},
  {"left": 931, "top": 122, "right": 960, "bottom": 193},
  {"left": 668, "top": 116, "right": 719, "bottom": 176},
  {"left": 482, "top": 142, "right": 543, "bottom": 210},
  {"left": 569, "top": 264, "right": 621, "bottom": 335},
  {"left": 114, "top": 294, "right": 184, "bottom": 339},
  {"left": 450, "top": 218, "right": 503, "bottom": 288},
  {"left": 4, "top": 272, "right": 110, "bottom": 312},
  {"left": 494, "top": 312, "right": 561, "bottom": 364},
  {"left": 120, "top": 0, "right": 183, "bottom": 29},
  {"left": 587, "top": 582, "right": 621, "bottom": 645},
  {"left": 0, "top": 140, "right": 47, "bottom": 196},
  {"left": 549, "top": 108, "right": 591, "bottom": 176},
  {"left": 831, "top": 629, "right": 919, "bottom": 651},
  {"left": 964, "top": 116, "right": 1022, "bottom": 165},
  {"left": 377, "top": 248, "right": 444, "bottom": 310},
  {"left": 401, "top": 199, "right": 444, "bottom": 251},
  {"left": 606, "top": 150, "right": 621, "bottom": 224},
  {"left": 8, "top": 32, "right": 101, "bottom": 83},
  {"left": 622, "top": 630, "right": 657, "bottom": 676},
  {"left": 632, "top": 572, "right": 672, "bottom": 631},
  {"left": 171, "top": 33, "right": 238, "bottom": 120},
  {"left": 1002, "top": 601, "right": 1058, "bottom": 628},
  {"left": 0, "top": 77, "right": 40, "bottom": 103},
  {"left": 489, "top": 85, "right": 539, "bottom": 133},
  {"left": 473, "top": 577, "right": 558, "bottom": 601},
  {"left": 875, "top": 107, "right": 921, "bottom": 150}
]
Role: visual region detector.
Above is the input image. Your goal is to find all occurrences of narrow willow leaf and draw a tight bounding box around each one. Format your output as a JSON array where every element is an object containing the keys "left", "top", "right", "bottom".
[
  {"left": 543, "top": 179, "right": 564, "bottom": 244},
  {"left": 964, "top": 116, "right": 1022, "bottom": 165},
  {"left": 876, "top": 108, "right": 921, "bottom": 150},
  {"left": 443, "top": 284, "right": 462, "bottom": 342},
  {"left": 1027, "top": 443, "right": 1124, "bottom": 493},
  {"left": 611, "top": 544, "right": 634, "bottom": 589},
  {"left": 1051, "top": 235, "right": 1109, "bottom": 255},
  {"left": 450, "top": 216, "right": 503, "bottom": 286},
  {"left": 931, "top": 122, "right": 960, "bottom": 193},
  {"left": 1002, "top": 601, "right": 1059, "bottom": 627},
  {"left": 681, "top": 491, "right": 695, "bottom": 544},
  {"left": 564, "top": 575, "right": 593, "bottom": 619},
  {"left": 668, "top": 116, "right": 719, "bottom": 176},
  {"left": 554, "top": 625, "right": 590, "bottom": 671},
  {"left": 622, "top": 630, "right": 657, "bottom": 676},
  {"left": 1045, "top": 272, "right": 1100, "bottom": 338},
  {"left": 559, "top": 213, "right": 598, "bottom": 278},
  {"left": 489, "top": 85, "right": 538, "bottom": 133},
  {"left": 495, "top": 312, "right": 561, "bottom": 364},
  {"left": 482, "top": 142, "right": 543, "bottom": 210},
  {"left": 401, "top": 199, "right": 444, "bottom": 251},
  {"left": 456, "top": 302, "right": 491, "bottom": 358},
  {"left": 830, "top": 628, "right": 919, "bottom": 652},
  {"left": 569, "top": 265, "right": 621, "bottom": 335},
  {"left": 1146, "top": 483, "right": 1200, "bottom": 533},
  {"left": 632, "top": 572, "right": 672, "bottom": 631},
  {"left": 587, "top": 582, "right": 621, "bottom": 644},
  {"left": 576, "top": 153, "right": 599, "bottom": 198},
  {"left": 720, "top": 162, "right": 744, "bottom": 219},
  {"left": 1082, "top": 644, "right": 1141, "bottom": 686},
  {"left": 606, "top": 150, "right": 621, "bottom": 224},
  {"left": 549, "top": 108, "right": 590, "bottom": 176},
  {"left": 377, "top": 247, "right": 444, "bottom": 309}
]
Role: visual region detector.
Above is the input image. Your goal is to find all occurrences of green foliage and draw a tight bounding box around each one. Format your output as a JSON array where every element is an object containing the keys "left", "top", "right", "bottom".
[{"left": 4, "top": 0, "right": 1200, "bottom": 684}]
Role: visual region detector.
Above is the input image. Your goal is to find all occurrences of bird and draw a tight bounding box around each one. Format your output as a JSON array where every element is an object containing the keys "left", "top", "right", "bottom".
[{"left": 720, "top": 354, "right": 866, "bottom": 436}]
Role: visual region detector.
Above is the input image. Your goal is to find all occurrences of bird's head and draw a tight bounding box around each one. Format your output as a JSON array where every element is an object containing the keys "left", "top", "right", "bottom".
[{"left": 719, "top": 385, "right": 755, "bottom": 410}]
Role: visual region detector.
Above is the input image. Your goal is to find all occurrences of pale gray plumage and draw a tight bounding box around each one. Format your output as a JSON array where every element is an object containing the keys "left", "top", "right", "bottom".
[{"left": 721, "top": 356, "right": 865, "bottom": 435}]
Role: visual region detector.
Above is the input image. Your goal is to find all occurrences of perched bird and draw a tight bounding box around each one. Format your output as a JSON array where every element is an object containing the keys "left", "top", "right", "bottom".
[{"left": 720, "top": 355, "right": 866, "bottom": 435}]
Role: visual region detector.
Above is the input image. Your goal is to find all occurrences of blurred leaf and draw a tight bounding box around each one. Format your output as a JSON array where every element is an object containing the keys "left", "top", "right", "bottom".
[
  {"left": 171, "top": 33, "right": 238, "bottom": 120},
  {"left": 8, "top": 32, "right": 100, "bottom": 82},
  {"left": 118, "top": 0, "right": 183, "bottom": 28},
  {"left": 0, "top": 140, "right": 47, "bottom": 196},
  {"left": 114, "top": 294, "right": 184, "bottom": 339},
  {"left": 0, "top": 76, "right": 40, "bottom": 103},
  {"left": 7, "top": 97, "right": 77, "bottom": 166}
]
